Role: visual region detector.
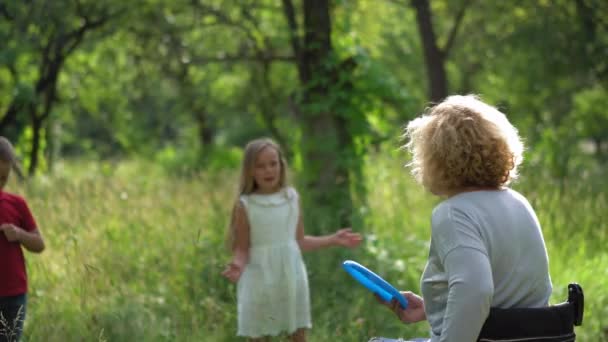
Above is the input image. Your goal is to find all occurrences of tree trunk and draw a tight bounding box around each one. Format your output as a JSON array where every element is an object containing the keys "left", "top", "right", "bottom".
[
  {"left": 297, "top": 0, "right": 353, "bottom": 228},
  {"left": 2, "top": 6, "right": 110, "bottom": 175},
  {"left": 193, "top": 108, "right": 214, "bottom": 147},
  {"left": 0, "top": 102, "right": 22, "bottom": 136},
  {"left": 255, "top": 61, "right": 288, "bottom": 153},
  {"left": 0, "top": 92, "right": 31, "bottom": 143},
  {"left": 411, "top": 0, "right": 448, "bottom": 102},
  {"left": 28, "top": 111, "right": 43, "bottom": 176},
  {"left": 27, "top": 55, "right": 61, "bottom": 175}
]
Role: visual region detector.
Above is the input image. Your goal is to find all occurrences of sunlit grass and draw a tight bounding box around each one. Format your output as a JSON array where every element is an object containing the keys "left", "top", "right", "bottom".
[{"left": 6, "top": 154, "right": 606, "bottom": 341}]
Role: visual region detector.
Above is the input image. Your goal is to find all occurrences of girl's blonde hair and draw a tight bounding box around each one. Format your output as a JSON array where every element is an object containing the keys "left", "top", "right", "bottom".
[
  {"left": 403, "top": 95, "right": 524, "bottom": 195},
  {"left": 237, "top": 138, "right": 288, "bottom": 196},
  {"left": 226, "top": 138, "right": 289, "bottom": 250},
  {"left": 0, "top": 136, "right": 24, "bottom": 180}
]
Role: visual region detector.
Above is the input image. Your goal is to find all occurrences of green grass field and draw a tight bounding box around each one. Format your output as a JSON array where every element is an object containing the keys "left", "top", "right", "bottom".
[{"left": 7, "top": 153, "right": 607, "bottom": 341}]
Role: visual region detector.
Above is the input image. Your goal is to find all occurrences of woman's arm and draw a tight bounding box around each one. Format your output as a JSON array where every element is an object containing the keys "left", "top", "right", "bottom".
[
  {"left": 222, "top": 201, "right": 250, "bottom": 283},
  {"left": 295, "top": 201, "right": 362, "bottom": 252},
  {"left": 0, "top": 224, "right": 45, "bottom": 253},
  {"left": 439, "top": 247, "right": 494, "bottom": 342}
]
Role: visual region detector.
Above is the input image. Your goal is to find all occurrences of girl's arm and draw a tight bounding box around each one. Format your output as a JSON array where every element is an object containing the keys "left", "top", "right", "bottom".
[
  {"left": 222, "top": 201, "right": 250, "bottom": 283},
  {"left": 0, "top": 224, "right": 45, "bottom": 253},
  {"left": 296, "top": 201, "right": 362, "bottom": 252}
]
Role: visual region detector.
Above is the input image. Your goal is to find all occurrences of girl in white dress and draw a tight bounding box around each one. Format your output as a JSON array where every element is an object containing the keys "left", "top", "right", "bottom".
[{"left": 222, "top": 138, "right": 363, "bottom": 342}]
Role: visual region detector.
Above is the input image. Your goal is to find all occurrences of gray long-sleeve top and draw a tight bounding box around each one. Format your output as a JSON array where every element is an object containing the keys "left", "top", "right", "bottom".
[{"left": 421, "top": 188, "right": 552, "bottom": 342}]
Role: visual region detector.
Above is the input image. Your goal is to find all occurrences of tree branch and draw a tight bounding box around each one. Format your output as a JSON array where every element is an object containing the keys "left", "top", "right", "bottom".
[
  {"left": 255, "top": 62, "right": 288, "bottom": 154},
  {"left": 387, "top": 0, "right": 409, "bottom": 6},
  {"left": 190, "top": 1, "right": 259, "bottom": 46},
  {"left": 190, "top": 53, "right": 295, "bottom": 64},
  {"left": 281, "top": 0, "right": 301, "bottom": 60},
  {"left": 442, "top": 0, "right": 473, "bottom": 58},
  {"left": 63, "top": 11, "right": 114, "bottom": 56},
  {"left": 0, "top": 3, "right": 13, "bottom": 20}
]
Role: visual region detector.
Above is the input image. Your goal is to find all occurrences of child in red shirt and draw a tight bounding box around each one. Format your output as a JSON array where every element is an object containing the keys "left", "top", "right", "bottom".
[{"left": 0, "top": 137, "right": 45, "bottom": 342}]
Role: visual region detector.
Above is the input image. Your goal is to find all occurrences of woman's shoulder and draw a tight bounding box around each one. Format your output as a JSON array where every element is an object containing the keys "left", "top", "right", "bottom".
[
  {"left": 502, "top": 187, "right": 529, "bottom": 202},
  {"left": 431, "top": 190, "right": 495, "bottom": 221},
  {"left": 432, "top": 188, "right": 534, "bottom": 219}
]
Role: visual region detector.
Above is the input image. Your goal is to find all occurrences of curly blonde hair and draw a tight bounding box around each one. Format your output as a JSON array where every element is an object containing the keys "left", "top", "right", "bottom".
[{"left": 403, "top": 95, "right": 524, "bottom": 195}]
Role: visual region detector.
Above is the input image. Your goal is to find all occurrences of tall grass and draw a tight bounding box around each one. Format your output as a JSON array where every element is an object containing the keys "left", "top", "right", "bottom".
[
  {"left": 6, "top": 154, "right": 606, "bottom": 341},
  {"left": 15, "top": 160, "right": 236, "bottom": 341}
]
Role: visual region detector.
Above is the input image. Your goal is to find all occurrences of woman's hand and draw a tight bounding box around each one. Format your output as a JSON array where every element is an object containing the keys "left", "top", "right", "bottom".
[
  {"left": 376, "top": 291, "right": 426, "bottom": 324},
  {"left": 332, "top": 228, "right": 363, "bottom": 248},
  {"left": 221, "top": 261, "right": 244, "bottom": 283}
]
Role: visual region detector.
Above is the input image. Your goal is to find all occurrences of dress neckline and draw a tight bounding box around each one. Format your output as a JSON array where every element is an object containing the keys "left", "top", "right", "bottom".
[{"left": 246, "top": 187, "right": 295, "bottom": 206}]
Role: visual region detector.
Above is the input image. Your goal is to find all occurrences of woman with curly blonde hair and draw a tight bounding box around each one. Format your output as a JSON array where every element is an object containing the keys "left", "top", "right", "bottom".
[
  {"left": 406, "top": 95, "right": 524, "bottom": 196},
  {"left": 370, "top": 95, "right": 552, "bottom": 342}
]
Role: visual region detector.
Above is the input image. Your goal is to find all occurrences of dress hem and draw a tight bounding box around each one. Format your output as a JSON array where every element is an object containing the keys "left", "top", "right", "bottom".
[{"left": 237, "top": 324, "right": 312, "bottom": 338}]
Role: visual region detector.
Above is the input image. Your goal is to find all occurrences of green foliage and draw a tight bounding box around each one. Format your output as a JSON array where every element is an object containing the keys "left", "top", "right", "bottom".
[
  {"left": 571, "top": 86, "right": 608, "bottom": 157},
  {"left": 154, "top": 145, "right": 243, "bottom": 175},
  {"left": 3, "top": 0, "right": 606, "bottom": 180}
]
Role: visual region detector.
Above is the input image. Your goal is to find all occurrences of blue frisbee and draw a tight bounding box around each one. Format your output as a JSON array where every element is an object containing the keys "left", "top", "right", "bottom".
[{"left": 342, "top": 260, "right": 408, "bottom": 309}]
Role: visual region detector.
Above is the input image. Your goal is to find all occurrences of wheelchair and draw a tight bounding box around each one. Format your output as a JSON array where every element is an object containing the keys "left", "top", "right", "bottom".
[
  {"left": 369, "top": 284, "right": 584, "bottom": 342},
  {"left": 477, "top": 283, "right": 584, "bottom": 341}
]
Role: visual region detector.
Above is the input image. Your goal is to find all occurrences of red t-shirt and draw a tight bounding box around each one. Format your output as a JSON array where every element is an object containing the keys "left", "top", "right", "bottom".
[{"left": 0, "top": 191, "right": 38, "bottom": 296}]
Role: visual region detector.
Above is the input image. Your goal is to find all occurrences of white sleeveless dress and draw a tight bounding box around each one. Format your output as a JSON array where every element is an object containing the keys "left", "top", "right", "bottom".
[{"left": 237, "top": 187, "right": 311, "bottom": 337}]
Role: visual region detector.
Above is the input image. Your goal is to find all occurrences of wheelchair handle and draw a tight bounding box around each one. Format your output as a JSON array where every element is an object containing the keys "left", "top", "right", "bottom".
[{"left": 567, "top": 283, "right": 584, "bottom": 326}]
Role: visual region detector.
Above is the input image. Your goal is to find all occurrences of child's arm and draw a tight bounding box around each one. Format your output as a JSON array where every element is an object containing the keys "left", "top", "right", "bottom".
[
  {"left": 222, "top": 201, "right": 250, "bottom": 283},
  {"left": 295, "top": 201, "right": 362, "bottom": 252},
  {"left": 0, "top": 224, "right": 45, "bottom": 253}
]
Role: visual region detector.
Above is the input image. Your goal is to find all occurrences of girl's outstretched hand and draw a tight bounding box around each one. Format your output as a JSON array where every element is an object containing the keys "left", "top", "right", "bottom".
[
  {"left": 222, "top": 262, "right": 244, "bottom": 283},
  {"left": 375, "top": 291, "right": 426, "bottom": 324},
  {"left": 333, "top": 228, "right": 363, "bottom": 248}
]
